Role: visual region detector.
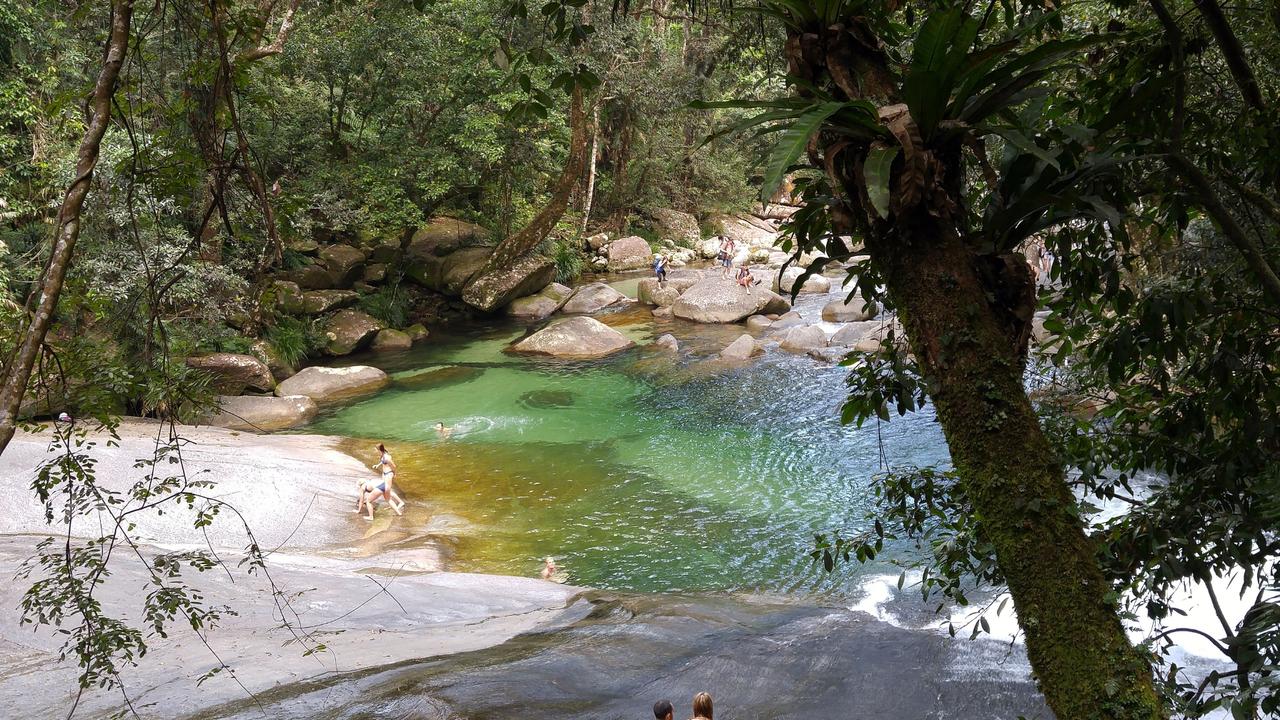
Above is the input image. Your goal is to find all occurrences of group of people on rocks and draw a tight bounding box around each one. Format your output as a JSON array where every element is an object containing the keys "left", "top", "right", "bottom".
[
  {"left": 652, "top": 236, "right": 756, "bottom": 292},
  {"left": 654, "top": 692, "right": 715, "bottom": 720}
]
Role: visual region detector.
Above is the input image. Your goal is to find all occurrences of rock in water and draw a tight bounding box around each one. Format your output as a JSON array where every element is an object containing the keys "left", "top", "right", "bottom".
[
  {"left": 653, "top": 333, "right": 679, "bottom": 352},
  {"left": 746, "top": 315, "right": 773, "bottom": 332},
  {"left": 395, "top": 365, "right": 483, "bottom": 390},
  {"left": 560, "top": 282, "right": 630, "bottom": 314},
  {"left": 519, "top": 389, "right": 576, "bottom": 409},
  {"left": 821, "top": 295, "right": 879, "bottom": 322},
  {"left": 509, "top": 317, "right": 635, "bottom": 359},
  {"left": 275, "top": 365, "right": 390, "bottom": 405},
  {"left": 324, "top": 310, "right": 384, "bottom": 355},
  {"left": 829, "top": 321, "right": 880, "bottom": 346},
  {"left": 637, "top": 276, "right": 698, "bottom": 305},
  {"left": 808, "top": 347, "right": 849, "bottom": 364},
  {"left": 774, "top": 267, "right": 831, "bottom": 294},
  {"left": 204, "top": 395, "right": 318, "bottom": 431},
  {"left": 371, "top": 328, "right": 412, "bottom": 352},
  {"left": 185, "top": 353, "right": 275, "bottom": 394},
  {"left": 507, "top": 283, "right": 573, "bottom": 320},
  {"left": 606, "top": 235, "right": 654, "bottom": 271},
  {"left": 720, "top": 334, "right": 760, "bottom": 362},
  {"left": 462, "top": 253, "right": 557, "bottom": 313},
  {"left": 779, "top": 325, "right": 827, "bottom": 353},
  {"left": 672, "top": 278, "right": 786, "bottom": 324}
]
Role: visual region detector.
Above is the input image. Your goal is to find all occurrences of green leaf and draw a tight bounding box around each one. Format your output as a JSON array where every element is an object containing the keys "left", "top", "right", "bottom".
[
  {"left": 759, "top": 101, "right": 847, "bottom": 201},
  {"left": 863, "top": 146, "right": 899, "bottom": 219}
]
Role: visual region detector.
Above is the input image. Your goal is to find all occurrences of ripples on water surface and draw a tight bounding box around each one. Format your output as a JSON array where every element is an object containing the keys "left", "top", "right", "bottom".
[{"left": 312, "top": 293, "right": 950, "bottom": 599}]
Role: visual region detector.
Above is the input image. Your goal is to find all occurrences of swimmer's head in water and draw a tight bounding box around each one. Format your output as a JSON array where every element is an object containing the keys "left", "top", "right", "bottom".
[
  {"left": 435, "top": 422, "right": 445, "bottom": 430},
  {"left": 545, "top": 556, "right": 555, "bottom": 565}
]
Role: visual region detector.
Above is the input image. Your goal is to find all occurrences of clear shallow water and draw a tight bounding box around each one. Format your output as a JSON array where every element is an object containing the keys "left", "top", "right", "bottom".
[{"left": 313, "top": 289, "right": 951, "bottom": 598}]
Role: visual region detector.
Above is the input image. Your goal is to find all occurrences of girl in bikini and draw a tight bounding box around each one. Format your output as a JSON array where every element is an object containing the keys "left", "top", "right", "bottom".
[{"left": 356, "top": 442, "right": 406, "bottom": 520}]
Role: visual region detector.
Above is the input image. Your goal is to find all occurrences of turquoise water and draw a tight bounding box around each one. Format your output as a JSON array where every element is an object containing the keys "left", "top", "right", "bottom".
[{"left": 313, "top": 298, "right": 950, "bottom": 597}]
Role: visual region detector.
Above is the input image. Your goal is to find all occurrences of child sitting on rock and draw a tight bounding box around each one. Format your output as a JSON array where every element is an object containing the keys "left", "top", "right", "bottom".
[{"left": 735, "top": 263, "right": 756, "bottom": 290}]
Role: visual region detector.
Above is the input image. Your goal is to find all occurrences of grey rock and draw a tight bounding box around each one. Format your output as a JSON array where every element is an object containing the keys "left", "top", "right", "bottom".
[
  {"left": 746, "top": 315, "right": 773, "bottom": 332},
  {"left": 821, "top": 295, "right": 880, "bottom": 322},
  {"left": 671, "top": 278, "right": 783, "bottom": 324},
  {"left": 829, "top": 321, "right": 880, "bottom": 347},
  {"left": 319, "top": 244, "right": 366, "bottom": 288},
  {"left": 324, "top": 309, "right": 383, "bottom": 355},
  {"left": 371, "top": 328, "right": 412, "bottom": 352},
  {"left": 560, "top": 282, "right": 630, "bottom": 314},
  {"left": 275, "top": 365, "right": 390, "bottom": 405},
  {"left": 645, "top": 208, "right": 700, "bottom": 246},
  {"left": 302, "top": 289, "right": 359, "bottom": 315},
  {"left": 606, "top": 235, "right": 654, "bottom": 272},
  {"left": 185, "top": 353, "right": 274, "bottom": 395},
  {"left": 653, "top": 333, "right": 679, "bottom": 352},
  {"left": 462, "top": 253, "right": 557, "bottom": 313},
  {"left": 509, "top": 316, "right": 635, "bottom": 359},
  {"left": 774, "top": 266, "right": 832, "bottom": 294},
  {"left": 506, "top": 283, "right": 573, "bottom": 320},
  {"left": 778, "top": 325, "right": 827, "bottom": 353},
  {"left": 271, "top": 280, "right": 305, "bottom": 315},
  {"left": 205, "top": 395, "right": 318, "bottom": 432},
  {"left": 251, "top": 339, "right": 295, "bottom": 382},
  {"left": 720, "top": 334, "right": 761, "bottom": 362}
]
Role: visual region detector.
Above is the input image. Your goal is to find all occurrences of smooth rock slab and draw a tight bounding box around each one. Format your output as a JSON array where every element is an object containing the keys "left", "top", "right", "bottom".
[
  {"left": 746, "top": 315, "right": 774, "bottom": 332},
  {"left": 560, "top": 282, "right": 630, "bottom": 314},
  {"left": 185, "top": 353, "right": 274, "bottom": 395},
  {"left": 275, "top": 365, "right": 390, "bottom": 405},
  {"left": 507, "top": 283, "right": 573, "bottom": 320},
  {"left": 606, "top": 235, "right": 654, "bottom": 272},
  {"left": 509, "top": 317, "right": 635, "bottom": 359},
  {"left": 671, "top": 278, "right": 788, "bottom": 324},
  {"left": 302, "top": 289, "right": 359, "bottom": 315},
  {"left": 204, "top": 395, "right": 318, "bottom": 431}
]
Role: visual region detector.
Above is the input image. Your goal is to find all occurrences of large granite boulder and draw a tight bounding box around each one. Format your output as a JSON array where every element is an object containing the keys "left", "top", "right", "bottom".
[
  {"left": 774, "top": 267, "right": 832, "bottom": 294},
  {"left": 271, "top": 280, "right": 305, "bottom": 315},
  {"left": 746, "top": 315, "right": 773, "bottom": 332},
  {"left": 288, "top": 263, "right": 333, "bottom": 290},
  {"left": 406, "top": 217, "right": 489, "bottom": 257},
  {"left": 462, "top": 253, "right": 557, "bottom": 313},
  {"left": 711, "top": 213, "right": 777, "bottom": 248},
  {"left": 324, "top": 309, "right": 383, "bottom": 355},
  {"left": 561, "top": 282, "right": 630, "bottom": 314},
  {"left": 404, "top": 217, "right": 491, "bottom": 291},
  {"left": 371, "top": 328, "right": 412, "bottom": 352},
  {"left": 302, "top": 289, "right": 359, "bottom": 315},
  {"left": 509, "top": 317, "right": 635, "bottom": 359},
  {"left": 362, "top": 263, "right": 387, "bottom": 283},
  {"left": 761, "top": 291, "right": 792, "bottom": 316},
  {"left": 720, "top": 334, "right": 761, "bottom": 363},
  {"left": 506, "top": 282, "right": 573, "bottom": 320},
  {"left": 275, "top": 365, "right": 390, "bottom": 405},
  {"left": 645, "top": 208, "right": 701, "bottom": 246},
  {"left": 319, "top": 244, "right": 366, "bottom": 288},
  {"left": 821, "top": 295, "right": 879, "bottom": 322},
  {"left": 671, "top": 279, "right": 786, "bottom": 324},
  {"left": 367, "top": 241, "right": 401, "bottom": 264},
  {"left": 205, "top": 395, "right": 318, "bottom": 432},
  {"left": 185, "top": 353, "right": 274, "bottom": 395},
  {"left": 779, "top": 325, "right": 827, "bottom": 353},
  {"left": 251, "top": 339, "right": 295, "bottom": 382},
  {"left": 439, "top": 247, "right": 491, "bottom": 295},
  {"left": 698, "top": 237, "right": 722, "bottom": 259},
  {"left": 607, "top": 235, "right": 654, "bottom": 272}
]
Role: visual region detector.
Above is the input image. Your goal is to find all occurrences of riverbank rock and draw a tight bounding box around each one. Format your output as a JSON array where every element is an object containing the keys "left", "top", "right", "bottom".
[
  {"left": 720, "top": 334, "right": 761, "bottom": 362},
  {"left": 251, "top": 340, "right": 295, "bottom": 382},
  {"left": 711, "top": 213, "right": 777, "bottom": 248},
  {"left": 586, "top": 232, "right": 611, "bottom": 251},
  {"left": 645, "top": 208, "right": 700, "bottom": 246},
  {"left": 407, "top": 216, "right": 489, "bottom": 256},
  {"left": 821, "top": 296, "right": 879, "bottom": 322},
  {"left": 769, "top": 311, "right": 806, "bottom": 330},
  {"left": 324, "top": 310, "right": 383, "bottom": 355},
  {"left": 829, "top": 321, "right": 880, "bottom": 347},
  {"left": 561, "top": 282, "right": 630, "bottom": 314},
  {"left": 302, "top": 289, "right": 359, "bottom": 314},
  {"left": 774, "top": 267, "right": 831, "bottom": 294},
  {"left": 671, "top": 279, "right": 789, "bottom": 324},
  {"left": 462, "top": 253, "right": 557, "bottom": 313},
  {"left": 288, "top": 263, "right": 333, "bottom": 290},
  {"left": 778, "top": 325, "right": 826, "bottom": 353},
  {"left": 205, "top": 395, "right": 318, "bottom": 432},
  {"left": 746, "top": 315, "right": 773, "bottom": 332},
  {"left": 272, "top": 280, "right": 305, "bottom": 314},
  {"left": 509, "top": 317, "right": 635, "bottom": 359},
  {"left": 506, "top": 282, "right": 573, "bottom": 320},
  {"left": 606, "top": 236, "right": 653, "bottom": 271},
  {"left": 185, "top": 353, "right": 275, "bottom": 395},
  {"left": 371, "top": 328, "right": 412, "bottom": 352},
  {"left": 637, "top": 276, "right": 698, "bottom": 306},
  {"left": 653, "top": 333, "right": 679, "bottom": 352},
  {"left": 275, "top": 365, "right": 390, "bottom": 405},
  {"left": 319, "top": 244, "right": 366, "bottom": 288},
  {"left": 406, "top": 323, "right": 430, "bottom": 343},
  {"left": 362, "top": 263, "right": 387, "bottom": 283},
  {"left": 404, "top": 217, "right": 492, "bottom": 292},
  {"left": 808, "top": 347, "right": 849, "bottom": 364}
]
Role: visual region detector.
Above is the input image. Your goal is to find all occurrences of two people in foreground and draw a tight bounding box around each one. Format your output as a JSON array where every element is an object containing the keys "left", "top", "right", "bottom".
[
  {"left": 356, "top": 442, "right": 405, "bottom": 520},
  {"left": 655, "top": 692, "right": 714, "bottom": 720}
]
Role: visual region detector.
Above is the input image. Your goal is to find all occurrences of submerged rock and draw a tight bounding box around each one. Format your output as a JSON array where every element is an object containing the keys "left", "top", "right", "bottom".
[
  {"left": 324, "top": 309, "right": 383, "bottom": 355},
  {"left": 519, "top": 389, "right": 577, "bottom": 409},
  {"left": 509, "top": 317, "right": 635, "bottom": 359},
  {"left": 746, "top": 315, "right": 773, "bottom": 332},
  {"left": 185, "top": 353, "right": 275, "bottom": 395},
  {"left": 653, "top": 333, "right": 679, "bottom": 352},
  {"left": 774, "top": 266, "right": 832, "bottom": 294},
  {"left": 560, "top": 282, "right": 630, "bottom": 314},
  {"left": 371, "top": 328, "right": 412, "bottom": 352},
  {"left": 395, "top": 365, "right": 483, "bottom": 390},
  {"left": 275, "top": 365, "right": 390, "bottom": 405},
  {"left": 204, "top": 394, "right": 318, "bottom": 431}
]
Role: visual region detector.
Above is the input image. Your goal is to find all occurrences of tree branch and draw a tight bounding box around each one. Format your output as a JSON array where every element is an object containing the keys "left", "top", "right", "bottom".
[
  {"left": 235, "top": 0, "right": 302, "bottom": 64},
  {"left": 1192, "top": 0, "right": 1265, "bottom": 112}
]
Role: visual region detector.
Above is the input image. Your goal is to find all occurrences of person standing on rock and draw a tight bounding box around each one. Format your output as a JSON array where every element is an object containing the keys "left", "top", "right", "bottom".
[
  {"left": 718, "top": 237, "right": 736, "bottom": 278},
  {"left": 358, "top": 442, "right": 405, "bottom": 519},
  {"left": 653, "top": 253, "right": 668, "bottom": 287}
]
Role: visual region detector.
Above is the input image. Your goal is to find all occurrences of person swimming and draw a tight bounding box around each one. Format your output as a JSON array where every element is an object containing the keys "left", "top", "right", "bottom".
[
  {"left": 434, "top": 422, "right": 453, "bottom": 440},
  {"left": 540, "top": 556, "right": 558, "bottom": 580}
]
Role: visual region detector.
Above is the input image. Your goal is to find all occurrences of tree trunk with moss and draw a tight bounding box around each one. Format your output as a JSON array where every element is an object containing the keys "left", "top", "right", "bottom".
[{"left": 782, "top": 18, "right": 1166, "bottom": 720}]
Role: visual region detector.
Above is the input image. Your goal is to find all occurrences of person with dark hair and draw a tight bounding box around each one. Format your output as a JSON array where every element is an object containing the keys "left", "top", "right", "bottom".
[
  {"left": 653, "top": 699, "right": 674, "bottom": 720},
  {"left": 356, "top": 442, "right": 405, "bottom": 519},
  {"left": 691, "top": 692, "right": 713, "bottom": 720}
]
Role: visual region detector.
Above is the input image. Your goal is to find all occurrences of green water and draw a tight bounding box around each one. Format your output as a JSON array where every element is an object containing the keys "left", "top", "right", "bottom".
[{"left": 313, "top": 302, "right": 950, "bottom": 597}]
